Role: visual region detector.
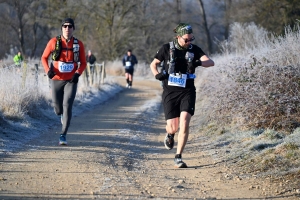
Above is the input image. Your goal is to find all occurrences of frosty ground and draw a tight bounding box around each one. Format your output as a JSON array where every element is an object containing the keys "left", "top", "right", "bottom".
[{"left": 0, "top": 76, "right": 299, "bottom": 199}]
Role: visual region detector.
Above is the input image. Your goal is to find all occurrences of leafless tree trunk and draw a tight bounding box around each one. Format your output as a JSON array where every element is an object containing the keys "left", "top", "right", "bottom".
[
  {"left": 198, "top": 0, "right": 212, "bottom": 54},
  {"left": 176, "top": 0, "right": 181, "bottom": 23},
  {"left": 224, "top": 0, "right": 232, "bottom": 40},
  {"left": 0, "top": 0, "right": 33, "bottom": 57}
]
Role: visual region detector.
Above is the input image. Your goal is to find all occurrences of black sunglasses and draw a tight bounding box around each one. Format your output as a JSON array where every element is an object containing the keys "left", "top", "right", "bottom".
[
  {"left": 62, "top": 24, "right": 73, "bottom": 28},
  {"left": 180, "top": 36, "right": 195, "bottom": 43}
]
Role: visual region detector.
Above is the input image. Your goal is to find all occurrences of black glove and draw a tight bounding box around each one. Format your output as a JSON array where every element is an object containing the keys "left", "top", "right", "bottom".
[
  {"left": 187, "top": 60, "right": 202, "bottom": 74},
  {"left": 155, "top": 72, "right": 168, "bottom": 81},
  {"left": 193, "top": 60, "right": 202, "bottom": 67},
  {"left": 47, "top": 70, "right": 56, "bottom": 79},
  {"left": 70, "top": 73, "right": 80, "bottom": 83}
]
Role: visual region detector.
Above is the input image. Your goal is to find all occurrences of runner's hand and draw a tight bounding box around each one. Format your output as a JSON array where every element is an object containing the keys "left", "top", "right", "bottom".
[
  {"left": 187, "top": 60, "right": 202, "bottom": 74},
  {"left": 155, "top": 72, "right": 168, "bottom": 81},
  {"left": 193, "top": 60, "right": 202, "bottom": 67},
  {"left": 47, "top": 70, "right": 56, "bottom": 79},
  {"left": 70, "top": 73, "right": 80, "bottom": 83}
]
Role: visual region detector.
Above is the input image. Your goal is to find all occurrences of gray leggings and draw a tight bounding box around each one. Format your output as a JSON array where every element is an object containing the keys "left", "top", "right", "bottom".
[{"left": 51, "top": 80, "right": 77, "bottom": 135}]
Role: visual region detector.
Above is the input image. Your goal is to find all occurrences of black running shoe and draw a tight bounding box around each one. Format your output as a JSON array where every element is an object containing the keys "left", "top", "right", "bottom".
[
  {"left": 174, "top": 157, "right": 187, "bottom": 168},
  {"left": 164, "top": 133, "right": 174, "bottom": 150}
]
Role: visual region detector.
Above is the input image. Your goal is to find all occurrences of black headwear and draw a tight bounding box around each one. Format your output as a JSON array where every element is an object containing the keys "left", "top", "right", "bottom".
[{"left": 61, "top": 18, "right": 75, "bottom": 30}]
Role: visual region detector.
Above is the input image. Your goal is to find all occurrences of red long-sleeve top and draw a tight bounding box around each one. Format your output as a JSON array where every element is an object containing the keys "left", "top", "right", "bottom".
[{"left": 41, "top": 36, "right": 87, "bottom": 80}]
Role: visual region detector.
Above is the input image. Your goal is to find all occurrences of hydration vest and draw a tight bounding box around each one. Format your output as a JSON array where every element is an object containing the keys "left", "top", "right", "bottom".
[
  {"left": 167, "top": 41, "right": 176, "bottom": 74},
  {"left": 167, "top": 41, "right": 196, "bottom": 79},
  {"left": 52, "top": 35, "right": 80, "bottom": 62}
]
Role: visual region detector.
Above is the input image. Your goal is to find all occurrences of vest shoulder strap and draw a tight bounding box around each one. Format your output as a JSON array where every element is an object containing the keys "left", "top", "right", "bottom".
[
  {"left": 168, "top": 41, "right": 175, "bottom": 62},
  {"left": 52, "top": 35, "right": 80, "bottom": 62},
  {"left": 72, "top": 37, "right": 80, "bottom": 63},
  {"left": 52, "top": 35, "right": 62, "bottom": 61},
  {"left": 168, "top": 41, "right": 175, "bottom": 74},
  {"left": 169, "top": 41, "right": 175, "bottom": 50},
  {"left": 73, "top": 37, "right": 78, "bottom": 44}
]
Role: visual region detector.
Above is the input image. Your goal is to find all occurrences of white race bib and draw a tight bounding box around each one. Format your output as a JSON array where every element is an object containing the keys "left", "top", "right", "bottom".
[
  {"left": 58, "top": 61, "right": 74, "bottom": 73},
  {"left": 168, "top": 73, "right": 187, "bottom": 88},
  {"left": 125, "top": 61, "right": 131, "bottom": 67}
]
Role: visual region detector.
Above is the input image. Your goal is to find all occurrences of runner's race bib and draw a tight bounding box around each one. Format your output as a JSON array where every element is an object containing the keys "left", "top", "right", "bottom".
[
  {"left": 58, "top": 61, "right": 74, "bottom": 73},
  {"left": 168, "top": 73, "right": 187, "bottom": 88},
  {"left": 125, "top": 61, "right": 131, "bottom": 68}
]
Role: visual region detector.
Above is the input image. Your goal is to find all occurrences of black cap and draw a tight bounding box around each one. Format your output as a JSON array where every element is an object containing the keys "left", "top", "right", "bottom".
[{"left": 61, "top": 18, "right": 75, "bottom": 30}]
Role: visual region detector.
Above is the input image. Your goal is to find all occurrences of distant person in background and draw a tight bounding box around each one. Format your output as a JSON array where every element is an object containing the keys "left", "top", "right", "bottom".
[
  {"left": 13, "top": 51, "right": 23, "bottom": 67},
  {"left": 86, "top": 50, "right": 96, "bottom": 85},
  {"left": 150, "top": 23, "right": 214, "bottom": 168},
  {"left": 41, "top": 17, "right": 87, "bottom": 145},
  {"left": 122, "top": 49, "right": 138, "bottom": 88}
]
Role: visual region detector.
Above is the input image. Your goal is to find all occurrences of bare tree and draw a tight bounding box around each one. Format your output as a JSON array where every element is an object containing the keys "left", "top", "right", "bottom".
[
  {"left": 5, "top": 0, "right": 295, "bottom": 61},
  {"left": 80, "top": 0, "right": 138, "bottom": 60},
  {"left": 0, "top": 0, "right": 54, "bottom": 58},
  {"left": 223, "top": 0, "right": 232, "bottom": 40},
  {"left": 0, "top": 0, "right": 34, "bottom": 57},
  {"left": 198, "top": 0, "right": 212, "bottom": 54},
  {"left": 176, "top": 0, "right": 181, "bottom": 23}
]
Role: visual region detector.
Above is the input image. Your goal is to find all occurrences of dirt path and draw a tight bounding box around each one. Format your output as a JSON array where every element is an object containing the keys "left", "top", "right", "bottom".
[{"left": 0, "top": 77, "right": 298, "bottom": 199}]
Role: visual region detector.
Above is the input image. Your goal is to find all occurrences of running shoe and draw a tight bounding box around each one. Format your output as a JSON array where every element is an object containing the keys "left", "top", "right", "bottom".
[
  {"left": 174, "top": 157, "right": 187, "bottom": 168},
  {"left": 126, "top": 83, "right": 129, "bottom": 88},
  {"left": 164, "top": 133, "right": 174, "bottom": 150},
  {"left": 59, "top": 134, "right": 67, "bottom": 145}
]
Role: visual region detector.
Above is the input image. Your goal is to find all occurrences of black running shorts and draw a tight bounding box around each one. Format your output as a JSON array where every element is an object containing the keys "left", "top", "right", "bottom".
[
  {"left": 162, "top": 89, "right": 196, "bottom": 120},
  {"left": 125, "top": 68, "right": 134, "bottom": 75}
]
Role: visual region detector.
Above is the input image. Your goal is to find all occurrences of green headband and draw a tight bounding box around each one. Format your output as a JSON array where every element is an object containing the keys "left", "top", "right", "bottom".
[{"left": 174, "top": 23, "right": 193, "bottom": 36}]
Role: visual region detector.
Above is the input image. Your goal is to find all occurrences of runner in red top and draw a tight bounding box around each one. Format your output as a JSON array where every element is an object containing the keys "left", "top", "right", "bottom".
[{"left": 41, "top": 18, "right": 87, "bottom": 145}]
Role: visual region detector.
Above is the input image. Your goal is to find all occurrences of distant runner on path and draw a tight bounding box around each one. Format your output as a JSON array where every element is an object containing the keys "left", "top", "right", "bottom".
[{"left": 122, "top": 49, "right": 138, "bottom": 88}]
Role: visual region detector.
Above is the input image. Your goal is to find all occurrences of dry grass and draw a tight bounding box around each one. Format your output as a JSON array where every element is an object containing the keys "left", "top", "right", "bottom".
[
  {"left": 193, "top": 22, "right": 300, "bottom": 178},
  {"left": 197, "top": 23, "right": 300, "bottom": 133},
  {"left": 0, "top": 67, "right": 43, "bottom": 120},
  {"left": 1, "top": 22, "right": 299, "bottom": 179}
]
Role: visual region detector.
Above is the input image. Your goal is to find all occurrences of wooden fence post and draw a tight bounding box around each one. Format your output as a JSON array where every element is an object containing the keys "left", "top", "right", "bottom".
[
  {"left": 35, "top": 64, "right": 39, "bottom": 87},
  {"left": 21, "top": 61, "right": 27, "bottom": 88},
  {"left": 101, "top": 61, "right": 105, "bottom": 84}
]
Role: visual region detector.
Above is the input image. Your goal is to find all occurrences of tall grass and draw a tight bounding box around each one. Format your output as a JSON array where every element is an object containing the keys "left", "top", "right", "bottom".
[
  {"left": 0, "top": 67, "right": 46, "bottom": 120},
  {"left": 0, "top": 59, "right": 117, "bottom": 121},
  {"left": 194, "top": 22, "right": 300, "bottom": 177},
  {"left": 197, "top": 22, "right": 300, "bottom": 132}
]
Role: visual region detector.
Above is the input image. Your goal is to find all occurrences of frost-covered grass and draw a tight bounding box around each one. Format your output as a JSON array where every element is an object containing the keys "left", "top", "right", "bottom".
[
  {"left": 0, "top": 65, "right": 48, "bottom": 120},
  {"left": 0, "top": 59, "right": 123, "bottom": 152},
  {"left": 1, "top": 22, "right": 299, "bottom": 178},
  {"left": 197, "top": 23, "right": 300, "bottom": 132},
  {"left": 193, "top": 22, "right": 300, "bottom": 177}
]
